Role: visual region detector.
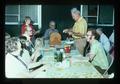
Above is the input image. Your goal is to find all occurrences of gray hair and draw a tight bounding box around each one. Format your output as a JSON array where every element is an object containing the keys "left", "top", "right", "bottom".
[
  {"left": 5, "top": 37, "right": 19, "bottom": 55},
  {"left": 96, "top": 28, "right": 103, "bottom": 32},
  {"left": 71, "top": 8, "right": 80, "bottom": 15},
  {"left": 34, "top": 37, "right": 44, "bottom": 50}
]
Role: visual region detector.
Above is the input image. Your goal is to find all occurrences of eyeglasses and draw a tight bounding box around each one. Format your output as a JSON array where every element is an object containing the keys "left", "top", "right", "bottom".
[{"left": 86, "top": 34, "right": 93, "bottom": 37}]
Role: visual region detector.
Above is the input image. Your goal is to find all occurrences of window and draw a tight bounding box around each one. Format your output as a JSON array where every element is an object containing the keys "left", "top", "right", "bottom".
[
  {"left": 5, "top": 5, "right": 42, "bottom": 28},
  {"left": 5, "top": 5, "right": 20, "bottom": 24},
  {"left": 82, "top": 5, "right": 98, "bottom": 25},
  {"left": 98, "top": 5, "right": 114, "bottom": 25},
  {"left": 20, "top": 5, "right": 38, "bottom": 24},
  {"left": 81, "top": 5, "right": 114, "bottom": 26}
]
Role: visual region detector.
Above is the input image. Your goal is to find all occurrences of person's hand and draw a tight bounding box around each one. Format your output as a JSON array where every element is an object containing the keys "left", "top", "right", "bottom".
[
  {"left": 68, "top": 31, "right": 73, "bottom": 35},
  {"left": 63, "top": 29, "right": 69, "bottom": 33},
  {"left": 86, "top": 53, "right": 94, "bottom": 61},
  {"left": 34, "top": 30, "right": 40, "bottom": 35}
]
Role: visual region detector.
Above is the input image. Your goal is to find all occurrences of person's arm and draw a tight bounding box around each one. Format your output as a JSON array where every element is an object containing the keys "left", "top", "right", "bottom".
[
  {"left": 34, "top": 30, "right": 40, "bottom": 35},
  {"left": 86, "top": 43, "right": 97, "bottom": 62},
  {"left": 30, "top": 24, "right": 35, "bottom": 34},
  {"left": 43, "top": 30, "right": 49, "bottom": 40},
  {"left": 31, "top": 47, "right": 41, "bottom": 62},
  {"left": 103, "top": 36, "right": 111, "bottom": 52},
  {"left": 63, "top": 28, "right": 72, "bottom": 33},
  {"left": 109, "top": 32, "right": 114, "bottom": 45},
  {"left": 21, "top": 24, "right": 26, "bottom": 35}
]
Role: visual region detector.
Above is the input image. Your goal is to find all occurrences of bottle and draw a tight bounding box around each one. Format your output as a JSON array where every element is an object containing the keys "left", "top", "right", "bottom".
[
  {"left": 54, "top": 50, "right": 58, "bottom": 62},
  {"left": 60, "top": 49, "right": 64, "bottom": 61},
  {"left": 59, "top": 51, "right": 63, "bottom": 62}
]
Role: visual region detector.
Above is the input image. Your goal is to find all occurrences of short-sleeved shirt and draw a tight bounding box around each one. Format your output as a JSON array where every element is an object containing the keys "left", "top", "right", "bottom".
[
  {"left": 90, "top": 40, "right": 109, "bottom": 70},
  {"left": 72, "top": 17, "right": 87, "bottom": 39},
  {"left": 99, "top": 33, "right": 110, "bottom": 53},
  {"left": 44, "top": 28, "right": 58, "bottom": 40}
]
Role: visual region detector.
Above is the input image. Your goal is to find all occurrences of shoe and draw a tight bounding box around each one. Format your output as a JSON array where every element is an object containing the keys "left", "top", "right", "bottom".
[{"left": 108, "top": 73, "right": 114, "bottom": 78}]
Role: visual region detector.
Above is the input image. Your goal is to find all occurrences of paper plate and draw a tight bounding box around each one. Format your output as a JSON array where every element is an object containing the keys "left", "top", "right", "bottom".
[{"left": 65, "top": 41, "right": 74, "bottom": 44}]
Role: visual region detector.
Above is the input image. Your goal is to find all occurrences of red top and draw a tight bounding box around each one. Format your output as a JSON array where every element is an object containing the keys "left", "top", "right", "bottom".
[{"left": 21, "top": 23, "right": 35, "bottom": 40}]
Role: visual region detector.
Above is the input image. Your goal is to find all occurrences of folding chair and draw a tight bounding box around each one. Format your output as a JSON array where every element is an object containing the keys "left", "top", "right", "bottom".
[{"left": 103, "top": 54, "right": 114, "bottom": 78}]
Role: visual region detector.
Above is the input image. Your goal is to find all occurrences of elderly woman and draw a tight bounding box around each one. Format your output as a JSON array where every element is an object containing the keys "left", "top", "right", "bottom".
[{"left": 5, "top": 37, "right": 47, "bottom": 78}]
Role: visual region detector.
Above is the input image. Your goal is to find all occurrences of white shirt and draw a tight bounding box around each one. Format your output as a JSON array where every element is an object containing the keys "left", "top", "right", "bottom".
[
  {"left": 5, "top": 50, "right": 47, "bottom": 78},
  {"left": 99, "top": 33, "right": 110, "bottom": 53},
  {"left": 21, "top": 49, "right": 32, "bottom": 66},
  {"left": 5, "top": 53, "right": 29, "bottom": 78}
]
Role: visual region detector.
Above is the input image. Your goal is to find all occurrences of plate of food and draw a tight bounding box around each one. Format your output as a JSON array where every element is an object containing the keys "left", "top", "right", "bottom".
[{"left": 65, "top": 40, "right": 74, "bottom": 45}]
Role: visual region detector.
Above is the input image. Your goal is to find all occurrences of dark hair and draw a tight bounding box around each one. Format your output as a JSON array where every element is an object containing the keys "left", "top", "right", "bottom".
[
  {"left": 87, "top": 28, "right": 100, "bottom": 40},
  {"left": 19, "top": 36, "right": 27, "bottom": 40},
  {"left": 19, "top": 36, "right": 27, "bottom": 49},
  {"left": 49, "top": 20, "right": 56, "bottom": 26},
  {"left": 25, "top": 16, "right": 31, "bottom": 19},
  {"left": 23, "top": 16, "right": 33, "bottom": 24}
]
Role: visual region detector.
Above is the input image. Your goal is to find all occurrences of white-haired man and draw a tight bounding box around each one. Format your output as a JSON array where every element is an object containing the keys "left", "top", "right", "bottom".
[
  {"left": 96, "top": 28, "right": 110, "bottom": 54},
  {"left": 63, "top": 8, "right": 87, "bottom": 55}
]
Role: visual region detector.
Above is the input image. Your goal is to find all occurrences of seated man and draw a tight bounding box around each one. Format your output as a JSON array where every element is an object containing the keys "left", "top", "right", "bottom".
[
  {"left": 96, "top": 28, "right": 110, "bottom": 54},
  {"left": 85, "top": 28, "right": 109, "bottom": 74},
  {"left": 43, "top": 21, "right": 58, "bottom": 40}
]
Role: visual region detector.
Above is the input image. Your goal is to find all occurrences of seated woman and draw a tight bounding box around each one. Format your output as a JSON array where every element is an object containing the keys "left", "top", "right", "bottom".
[
  {"left": 5, "top": 37, "right": 47, "bottom": 78},
  {"left": 21, "top": 16, "right": 35, "bottom": 41}
]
